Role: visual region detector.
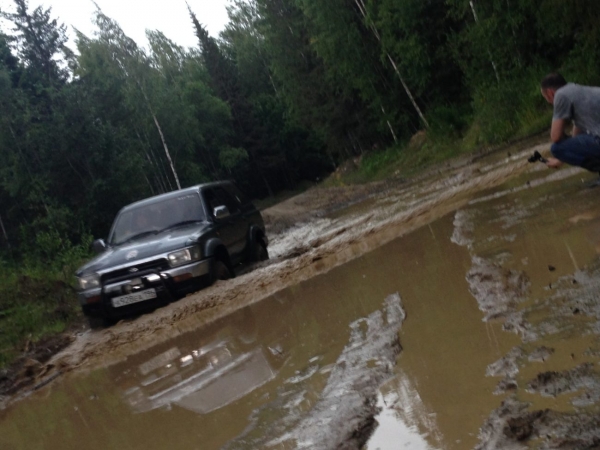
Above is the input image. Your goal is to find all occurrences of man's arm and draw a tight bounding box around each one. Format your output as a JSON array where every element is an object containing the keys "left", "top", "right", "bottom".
[{"left": 550, "top": 118, "right": 567, "bottom": 143}]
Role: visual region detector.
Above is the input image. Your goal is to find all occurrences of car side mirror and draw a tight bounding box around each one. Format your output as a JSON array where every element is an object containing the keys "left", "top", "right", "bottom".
[
  {"left": 92, "top": 239, "right": 107, "bottom": 254},
  {"left": 213, "top": 205, "right": 230, "bottom": 220}
]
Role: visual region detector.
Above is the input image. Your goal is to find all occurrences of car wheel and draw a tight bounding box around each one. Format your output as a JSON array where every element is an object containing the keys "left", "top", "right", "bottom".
[
  {"left": 250, "top": 238, "right": 269, "bottom": 262},
  {"left": 210, "top": 258, "right": 233, "bottom": 284},
  {"left": 87, "top": 315, "right": 109, "bottom": 329}
]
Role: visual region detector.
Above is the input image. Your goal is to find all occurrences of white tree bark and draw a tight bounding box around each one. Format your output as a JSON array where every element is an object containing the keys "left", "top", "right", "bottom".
[
  {"left": 469, "top": 0, "right": 501, "bottom": 83},
  {"left": 136, "top": 82, "right": 181, "bottom": 190},
  {"left": 381, "top": 105, "right": 398, "bottom": 143},
  {"left": 0, "top": 213, "right": 10, "bottom": 249},
  {"left": 354, "top": 0, "right": 430, "bottom": 129},
  {"left": 150, "top": 112, "right": 181, "bottom": 190},
  {"left": 115, "top": 53, "right": 182, "bottom": 191}
]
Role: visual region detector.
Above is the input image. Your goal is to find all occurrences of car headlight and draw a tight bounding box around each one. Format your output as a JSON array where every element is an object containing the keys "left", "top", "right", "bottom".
[
  {"left": 77, "top": 273, "right": 100, "bottom": 290},
  {"left": 167, "top": 246, "right": 202, "bottom": 267}
]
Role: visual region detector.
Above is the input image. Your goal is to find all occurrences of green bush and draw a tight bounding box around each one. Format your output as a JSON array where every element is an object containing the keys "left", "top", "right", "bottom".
[
  {"left": 0, "top": 236, "right": 92, "bottom": 369},
  {"left": 471, "top": 69, "right": 551, "bottom": 144}
]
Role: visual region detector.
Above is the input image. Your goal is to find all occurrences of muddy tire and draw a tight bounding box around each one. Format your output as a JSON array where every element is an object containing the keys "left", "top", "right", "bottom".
[
  {"left": 249, "top": 238, "right": 269, "bottom": 262},
  {"left": 87, "top": 315, "right": 109, "bottom": 330},
  {"left": 210, "top": 258, "right": 233, "bottom": 285}
]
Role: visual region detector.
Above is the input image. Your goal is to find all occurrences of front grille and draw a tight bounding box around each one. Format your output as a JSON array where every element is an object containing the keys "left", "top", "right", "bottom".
[{"left": 102, "top": 259, "right": 168, "bottom": 284}]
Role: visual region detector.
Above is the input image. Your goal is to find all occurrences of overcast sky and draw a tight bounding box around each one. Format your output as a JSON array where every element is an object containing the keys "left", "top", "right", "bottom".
[{"left": 0, "top": 0, "right": 231, "bottom": 49}]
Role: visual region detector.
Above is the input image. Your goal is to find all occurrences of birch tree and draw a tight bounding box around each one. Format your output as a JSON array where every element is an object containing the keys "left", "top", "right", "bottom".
[{"left": 90, "top": 9, "right": 182, "bottom": 190}]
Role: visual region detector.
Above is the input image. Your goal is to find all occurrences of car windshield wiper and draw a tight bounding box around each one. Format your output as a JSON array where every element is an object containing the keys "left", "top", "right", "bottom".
[
  {"left": 119, "top": 230, "right": 159, "bottom": 245},
  {"left": 158, "top": 220, "right": 204, "bottom": 233}
]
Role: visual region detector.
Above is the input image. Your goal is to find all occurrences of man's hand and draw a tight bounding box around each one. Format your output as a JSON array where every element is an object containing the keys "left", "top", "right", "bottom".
[{"left": 546, "top": 157, "right": 563, "bottom": 168}]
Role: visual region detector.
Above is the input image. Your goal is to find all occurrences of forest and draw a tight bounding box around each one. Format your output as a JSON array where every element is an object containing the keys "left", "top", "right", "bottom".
[{"left": 0, "top": 0, "right": 599, "bottom": 364}]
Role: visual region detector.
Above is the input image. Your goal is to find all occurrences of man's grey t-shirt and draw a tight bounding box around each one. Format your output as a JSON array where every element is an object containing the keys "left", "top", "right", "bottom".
[{"left": 553, "top": 83, "right": 600, "bottom": 137}]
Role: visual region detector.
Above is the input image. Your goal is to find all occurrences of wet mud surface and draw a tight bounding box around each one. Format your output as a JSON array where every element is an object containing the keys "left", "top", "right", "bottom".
[
  {"left": 451, "top": 157, "right": 600, "bottom": 448},
  {"left": 1, "top": 139, "right": 547, "bottom": 401},
  {"left": 3, "top": 137, "right": 600, "bottom": 449},
  {"left": 227, "top": 294, "right": 405, "bottom": 450}
]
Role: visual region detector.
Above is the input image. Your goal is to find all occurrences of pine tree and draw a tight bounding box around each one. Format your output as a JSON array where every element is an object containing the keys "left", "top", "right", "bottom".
[{"left": 189, "top": 5, "right": 274, "bottom": 196}]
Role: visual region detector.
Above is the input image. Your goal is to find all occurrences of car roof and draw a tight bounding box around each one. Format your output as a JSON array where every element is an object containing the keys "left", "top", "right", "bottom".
[{"left": 120, "top": 181, "right": 233, "bottom": 213}]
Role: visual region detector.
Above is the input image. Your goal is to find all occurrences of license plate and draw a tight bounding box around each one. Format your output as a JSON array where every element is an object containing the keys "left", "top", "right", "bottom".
[{"left": 112, "top": 288, "right": 157, "bottom": 308}]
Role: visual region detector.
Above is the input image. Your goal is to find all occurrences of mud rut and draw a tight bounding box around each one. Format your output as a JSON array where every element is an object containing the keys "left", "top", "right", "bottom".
[{"left": 3, "top": 137, "right": 600, "bottom": 449}]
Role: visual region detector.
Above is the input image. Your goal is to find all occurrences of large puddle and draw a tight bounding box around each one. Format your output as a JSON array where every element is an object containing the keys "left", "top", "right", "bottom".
[{"left": 3, "top": 158, "right": 600, "bottom": 449}]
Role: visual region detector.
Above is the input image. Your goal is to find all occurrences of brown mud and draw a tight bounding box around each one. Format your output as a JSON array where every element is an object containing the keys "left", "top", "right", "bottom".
[
  {"left": 449, "top": 158, "right": 600, "bottom": 448},
  {"left": 226, "top": 294, "right": 406, "bottom": 450},
  {"left": 0, "top": 139, "right": 551, "bottom": 405},
  {"left": 3, "top": 136, "right": 600, "bottom": 449}
]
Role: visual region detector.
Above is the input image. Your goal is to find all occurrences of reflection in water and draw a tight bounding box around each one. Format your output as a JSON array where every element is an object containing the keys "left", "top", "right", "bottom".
[
  {"left": 117, "top": 307, "right": 283, "bottom": 415},
  {"left": 252, "top": 293, "right": 407, "bottom": 450},
  {"left": 125, "top": 346, "right": 276, "bottom": 415},
  {"left": 0, "top": 212, "right": 509, "bottom": 450},
  {"left": 368, "top": 373, "right": 444, "bottom": 450}
]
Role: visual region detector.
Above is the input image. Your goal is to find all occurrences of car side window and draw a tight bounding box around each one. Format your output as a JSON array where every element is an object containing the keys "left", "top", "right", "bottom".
[
  {"left": 203, "top": 187, "right": 240, "bottom": 217},
  {"left": 213, "top": 187, "right": 241, "bottom": 214},
  {"left": 223, "top": 183, "right": 249, "bottom": 206}
]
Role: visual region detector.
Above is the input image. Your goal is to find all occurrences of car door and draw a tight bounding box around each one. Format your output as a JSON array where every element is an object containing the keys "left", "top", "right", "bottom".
[{"left": 203, "top": 187, "right": 246, "bottom": 259}]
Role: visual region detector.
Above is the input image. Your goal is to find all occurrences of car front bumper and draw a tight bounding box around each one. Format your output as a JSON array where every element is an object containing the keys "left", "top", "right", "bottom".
[{"left": 78, "top": 258, "right": 212, "bottom": 316}]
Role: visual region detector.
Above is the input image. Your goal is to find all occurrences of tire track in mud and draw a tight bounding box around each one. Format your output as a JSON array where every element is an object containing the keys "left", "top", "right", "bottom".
[
  {"left": 2, "top": 145, "right": 541, "bottom": 407},
  {"left": 224, "top": 293, "right": 406, "bottom": 450}
]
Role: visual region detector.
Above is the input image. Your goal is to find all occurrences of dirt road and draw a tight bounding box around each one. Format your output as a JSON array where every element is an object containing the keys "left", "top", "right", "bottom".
[
  {"left": 3, "top": 135, "right": 600, "bottom": 449},
  {"left": 46, "top": 143, "right": 547, "bottom": 372},
  {"left": 1, "top": 138, "right": 553, "bottom": 397}
]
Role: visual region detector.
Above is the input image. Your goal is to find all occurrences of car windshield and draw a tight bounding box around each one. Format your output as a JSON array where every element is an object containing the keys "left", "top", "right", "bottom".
[{"left": 110, "top": 193, "right": 206, "bottom": 245}]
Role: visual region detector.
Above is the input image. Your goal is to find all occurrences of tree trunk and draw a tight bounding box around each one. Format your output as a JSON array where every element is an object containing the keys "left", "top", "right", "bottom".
[
  {"left": 136, "top": 82, "right": 182, "bottom": 190},
  {"left": 469, "top": 0, "right": 501, "bottom": 83},
  {"left": 150, "top": 112, "right": 181, "bottom": 190},
  {"left": 136, "top": 129, "right": 169, "bottom": 193},
  {"left": 0, "top": 212, "right": 10, "bottom": 249},
  {"left": 381, "top": 105, "right": 398, "bottom": 143},
  {"left": 354, "top": 0, "right": 430, "bottom": 129}
]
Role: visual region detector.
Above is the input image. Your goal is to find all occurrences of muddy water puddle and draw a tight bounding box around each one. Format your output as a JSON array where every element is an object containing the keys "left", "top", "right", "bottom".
[
  {"left": 3, "top": 164, "right": 600, "bottom": 449},
  {"left": 0, "top": 212, "right": 516, "bottom": 450}
]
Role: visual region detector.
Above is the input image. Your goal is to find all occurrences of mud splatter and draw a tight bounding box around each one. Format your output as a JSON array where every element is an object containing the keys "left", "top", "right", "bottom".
[
  {"left": 476, "top": 396, "right": 600, "bottom": 450},
  {"left": 451, "top": 209, "right": 477, "bottom": 248},
  {"left": 528, "top": 346, "right": 555, "bottom": 363},
  {"left": 487, "top": 347, "right": 526, "bottom": 378},
  {"left": 493, "top": 377, "right": 518, "bottom": 395},
  {"left": 501, "top": 311, "right": 538, "bottom": 343},
  {"left": 525, "top": 363, "right": 600, "bottom": 407},
  {"left": 466, "top": 257, "right": 530, "bottom": 322}
]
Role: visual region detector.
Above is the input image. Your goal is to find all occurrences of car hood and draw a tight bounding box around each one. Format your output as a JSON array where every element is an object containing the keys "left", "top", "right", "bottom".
[{"left": 77, "top": 222, "right": 211, "bottom": 275}]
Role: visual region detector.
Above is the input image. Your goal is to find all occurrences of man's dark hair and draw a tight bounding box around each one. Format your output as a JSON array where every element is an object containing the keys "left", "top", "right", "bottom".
[{"left": 541, "top": 73, "right": 567, "bottom": 90}]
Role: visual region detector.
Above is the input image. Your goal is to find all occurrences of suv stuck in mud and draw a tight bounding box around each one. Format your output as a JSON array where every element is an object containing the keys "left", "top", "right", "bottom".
[{"left": 75, "top": 181, "right": 268, "bottom": 327}]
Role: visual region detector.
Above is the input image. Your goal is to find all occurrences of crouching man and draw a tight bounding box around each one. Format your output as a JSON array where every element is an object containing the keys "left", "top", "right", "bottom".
[{"left": 540, "top": 73, "right": 600, "bottom": 185}]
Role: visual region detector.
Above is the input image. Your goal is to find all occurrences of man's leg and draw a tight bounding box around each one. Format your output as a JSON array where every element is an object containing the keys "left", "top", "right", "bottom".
[{"left": 551, "top": 134, "right": 600, "bottom": 172}]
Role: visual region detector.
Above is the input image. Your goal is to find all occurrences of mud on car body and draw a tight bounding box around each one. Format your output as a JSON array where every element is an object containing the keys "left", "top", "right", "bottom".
[{"left": 75, "top": 181, "right": 268, "bottom": 327}]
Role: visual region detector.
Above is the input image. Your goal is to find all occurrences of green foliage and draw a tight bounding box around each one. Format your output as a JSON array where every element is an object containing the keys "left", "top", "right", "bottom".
[
  {"left": 219, "top": 146, "right": 249, "bottom": 170},
  {"left": 0, "top": 269, "right": 78, "bottom": 368},
  {"left": 470, "top": 67, "right": 551, "bottom": 144},
  {"left": 0, "top": 237, "right": 90, "bottom": 368}
]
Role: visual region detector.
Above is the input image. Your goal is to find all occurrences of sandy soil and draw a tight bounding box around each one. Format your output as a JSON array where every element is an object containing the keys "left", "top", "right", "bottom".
[{"left": 0, "top": 137, "right": 568, "bottom": 410}]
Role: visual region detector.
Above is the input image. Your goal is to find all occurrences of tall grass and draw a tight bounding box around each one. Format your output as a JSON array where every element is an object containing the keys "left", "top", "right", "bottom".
[
  {"left": 0, "top": 233, "right": 92, "bottom": 369},
  {"left": 344, "top": 76, "right": 552, "bottom": 183}
]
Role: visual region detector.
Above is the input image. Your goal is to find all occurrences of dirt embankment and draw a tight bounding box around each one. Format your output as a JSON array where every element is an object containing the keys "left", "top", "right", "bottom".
[{"left": 0, "top": 139, "right": 555, "bottom": 409}]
